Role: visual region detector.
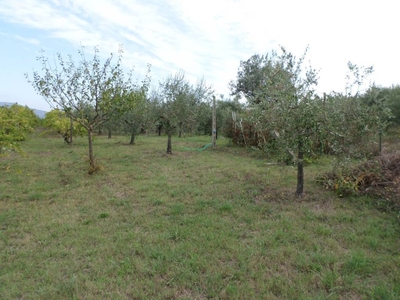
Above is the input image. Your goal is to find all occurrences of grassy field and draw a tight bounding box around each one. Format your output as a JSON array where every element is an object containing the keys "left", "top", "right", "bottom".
[{"left": 1, "top": 133, "right": 399, "bottom": 299}]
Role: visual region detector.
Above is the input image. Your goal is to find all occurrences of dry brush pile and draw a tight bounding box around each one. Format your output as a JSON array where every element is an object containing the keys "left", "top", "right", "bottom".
[{"left": 317, "top": 152, "right": 400, "bottom": 211}]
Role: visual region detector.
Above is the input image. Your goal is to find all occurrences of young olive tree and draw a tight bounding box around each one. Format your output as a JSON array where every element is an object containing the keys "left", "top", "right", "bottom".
[
  {"left": 323, "top": 64, "right": 392, "bottom": 157},
  {"left": 120, "top": 90, "right": 152, "bottom": 144},
  {"left": 232, "top": 46, "right": 320, "bottom": 197},
  {"left": 26, "top": 46, "right": 150, "bottom": 173},
  {"left": 229, "top": 54, "right": 268, "bottom": 105},
  {"left": 157, "top": 71, "right": 213, "bottom": 154},
  {"left": 374, "top": 85, "right": 400, "bottom": 126},
  {"left": 103, "top": 78, "right": 151, "bottom": 141}
]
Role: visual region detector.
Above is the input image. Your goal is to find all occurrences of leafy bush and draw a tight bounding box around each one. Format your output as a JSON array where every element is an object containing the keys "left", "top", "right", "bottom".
[
  {"left": 43, "top": 109, "right": 86, "bottom": 143},
  {"left": 0, "top": 104, "right": 39, "bottom": 154}
]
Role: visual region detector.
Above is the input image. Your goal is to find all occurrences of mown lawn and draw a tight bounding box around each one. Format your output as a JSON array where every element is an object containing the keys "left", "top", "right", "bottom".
[{"left": 1, "top": 134, "right": 399, "bottom": 299}]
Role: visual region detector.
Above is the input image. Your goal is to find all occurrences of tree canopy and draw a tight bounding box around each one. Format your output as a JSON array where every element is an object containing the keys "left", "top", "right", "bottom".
[
  {"left": 247, "top": 47, "right": 319, "bottom": 196},
  {"left": 156, "top": 71, "right": 213, "bottom": 154},
  {"left": 230, "top": 47, "right": 391, "bottom": 197},
  {"left": 27, "top": 46, "right": 150, "bottom": 173}
]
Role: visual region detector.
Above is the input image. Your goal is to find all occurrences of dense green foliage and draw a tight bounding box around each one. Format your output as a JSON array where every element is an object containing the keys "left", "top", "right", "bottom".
[
  {"left": 0, "top": 104, "right": 38, "bottom": 154},
  {"left": 229, "top": 53, "right": 269, "bottom": 105},
  {"left": 383, "top": 85, "right": 400, "bottom": 125},
  {"left": 229, "top": 47, "right": 392, "bottom": 196},
  {"left": 362, "top": 85, "right": 400, "bottom": 125},
  {"left": 322, "top": 90, "right": 391, "bottom": 157},
  {"left": 43, "top": 109, "right": 86, "bottom": 143}
]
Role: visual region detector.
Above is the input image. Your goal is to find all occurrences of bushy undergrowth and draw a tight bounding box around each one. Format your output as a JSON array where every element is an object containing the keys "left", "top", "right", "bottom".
[{"left": 316, "top": 152, "right": 400, "bottom": 211}]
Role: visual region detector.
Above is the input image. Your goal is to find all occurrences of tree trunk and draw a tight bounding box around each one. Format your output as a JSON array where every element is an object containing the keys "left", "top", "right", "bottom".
[
  {"left": 166, "top": 131, "right": 172, "bottom": 154},
  {"left": 158, "top": 124, "right": 162, "bottom": 136},
  {"left": 295, "top": 141, "right": 304, "bottom": 197},
  {"left": 88, "top": 127, "right": 96, "bottom": 174},
  {"left": 63, "top": 133, "right": 70, "bottom": 144},
  {"left": 108, "top": 129, "right": 112, "bottom": 139},
  {"left": 178, "top": 123, "right": 183, "bottom": 138},
  {"left": 129, "top": 132, "right": 135, "bottom": 145}
]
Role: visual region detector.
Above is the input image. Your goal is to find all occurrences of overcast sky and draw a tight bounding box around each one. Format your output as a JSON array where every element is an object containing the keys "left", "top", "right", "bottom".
[{"left": 0, "top": 0, "right": 399, "bottom": 111}]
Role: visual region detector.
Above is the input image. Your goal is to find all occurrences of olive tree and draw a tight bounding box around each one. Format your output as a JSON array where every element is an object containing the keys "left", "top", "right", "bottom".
[
  {"left": 323, "top": 65, "right": 392, "bottom": 157},
  {"left": 231, "top": 47, "right": 392, "bottom": 197},
  {"left": 157, "top": 71, "right": 213, "bottom": 154},
  {"left": 229, "top": 54, "right": 268, "bottom": 105},
  {"left": 231, "top": 46, "right": 320, "bottom": 197},
  {"left": 26, "top": 46, "right": 150, "bottom": 173},
  {"left": 120, "top": 90, "right": 153, "bottom": 144},
  {"left": 380, "top": 85, "right": 400, "bottom": 125}
]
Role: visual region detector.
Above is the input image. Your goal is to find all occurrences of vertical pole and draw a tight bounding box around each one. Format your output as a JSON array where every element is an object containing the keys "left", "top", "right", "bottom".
[
  {"left": 212, "top": 95, "right": 216, "bottom": 148},
  {"left": 379, "top": 129, "right": 382, "bottom": 154}
]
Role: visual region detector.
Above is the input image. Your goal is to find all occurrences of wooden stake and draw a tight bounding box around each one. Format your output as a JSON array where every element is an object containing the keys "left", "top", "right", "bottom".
[{"left": 212, "top": 95, "right": 216, "bottom": 148}]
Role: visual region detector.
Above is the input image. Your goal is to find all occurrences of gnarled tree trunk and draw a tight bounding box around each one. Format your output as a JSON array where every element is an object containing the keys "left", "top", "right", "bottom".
[
  {"left": 167, "top": 131, "right": 172, "bottom": 154},
  {"left": 88, "top": 127, "right": 96, "bottom": 174},
  {"left": 130, "top": 132, "right": 135, "bottom": 145}
]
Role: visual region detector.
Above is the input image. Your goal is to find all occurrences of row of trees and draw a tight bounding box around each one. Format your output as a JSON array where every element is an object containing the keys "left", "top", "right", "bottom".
[
  {"left": 27, "top": 46, "right": 240, "bottom": 173},
  {"left": 42, "top": 83, "right": 239, "bottom": 151},
  {"left": 26, "top": 45, "right": 395, "bottom": 197},
  {"left": 229, "top": 47, "right": 393, "bottom": 197}
]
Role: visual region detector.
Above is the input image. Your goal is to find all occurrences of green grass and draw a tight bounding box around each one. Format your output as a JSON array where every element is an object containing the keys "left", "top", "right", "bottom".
[{"left": 1, "top": 134, "right": 399, "bottom": 299}]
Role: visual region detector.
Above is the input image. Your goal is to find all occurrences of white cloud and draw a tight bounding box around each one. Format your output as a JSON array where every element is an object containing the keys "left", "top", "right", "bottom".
[
  {"left": 14, "top": 35, "right": 40, "bottom": 45},
  {"left": 0, "top": 0, "right": 399, "bottom": 112}
]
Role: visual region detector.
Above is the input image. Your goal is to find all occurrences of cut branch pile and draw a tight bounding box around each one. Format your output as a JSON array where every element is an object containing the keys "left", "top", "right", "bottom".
[{"left": 316, "top": 152, "right": 400, "bottom": 211}]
